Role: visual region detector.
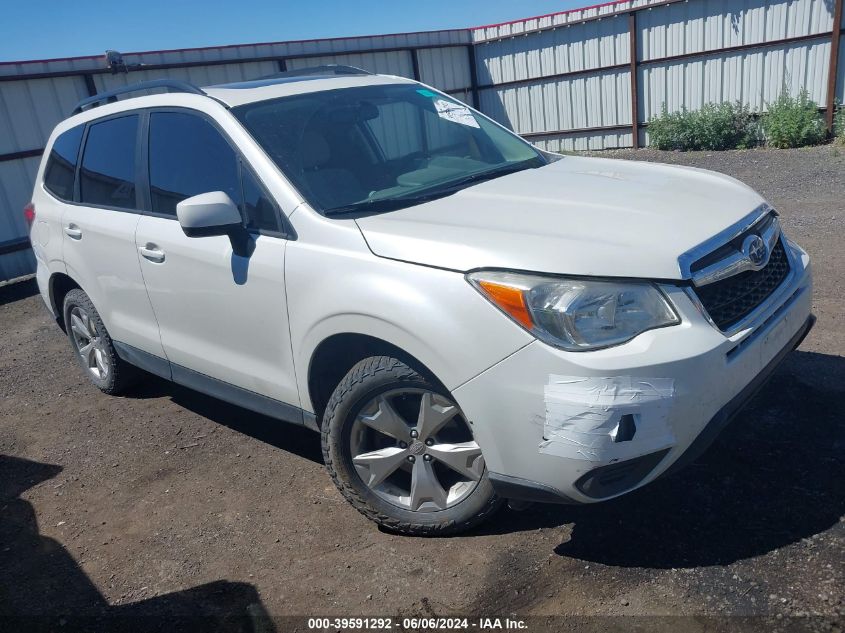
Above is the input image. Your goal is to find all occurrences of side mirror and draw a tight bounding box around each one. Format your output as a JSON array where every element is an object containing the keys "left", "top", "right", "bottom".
[{"left": 176, "top": 191, "right": 253, "bottom": 256}]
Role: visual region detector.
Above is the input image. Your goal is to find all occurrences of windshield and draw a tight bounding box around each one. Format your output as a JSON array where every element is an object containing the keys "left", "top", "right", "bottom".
[{"left": 233, "top": 83, "right": 547, "bottom": 215}]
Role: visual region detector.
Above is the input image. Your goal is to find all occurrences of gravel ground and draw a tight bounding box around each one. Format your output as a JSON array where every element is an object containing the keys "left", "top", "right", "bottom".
[{"left": 1, "top": 145, "right": 843, "bottom": 632}]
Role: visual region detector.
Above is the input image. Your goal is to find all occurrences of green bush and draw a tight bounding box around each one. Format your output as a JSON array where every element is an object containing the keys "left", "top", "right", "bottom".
[
  {"left": 835, "top": 106, "right": 845, "bottom": 144},
  {"left": 647, "top": 102, "right": 760, "bottom": 151},
  {"left": 760, "top": 89, "right": 826, "bottom": 149}
]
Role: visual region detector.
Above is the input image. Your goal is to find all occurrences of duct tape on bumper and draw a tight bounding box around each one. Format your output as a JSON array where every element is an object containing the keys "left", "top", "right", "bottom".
[{"left": 539, "top": 375, "right": 675, "bottom": 463}]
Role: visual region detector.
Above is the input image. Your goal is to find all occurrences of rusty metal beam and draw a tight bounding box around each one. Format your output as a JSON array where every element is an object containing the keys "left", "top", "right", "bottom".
[
  {"left": 521, "top": 124, "right": 633, "bottom": 139},
  {"left": 629, "top": 12, "right": 640, "bottom": 150},
  {"left": 827, "top": 0, "right": 844, "bottom": 131},
  {"left": 466, "top": 44, "right": 480, "bottom": 107}
]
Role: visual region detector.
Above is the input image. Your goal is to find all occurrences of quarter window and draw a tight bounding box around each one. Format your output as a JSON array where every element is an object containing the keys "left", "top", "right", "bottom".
[
  {"left": 79, "top": 115, "right": 139, "bottom": 210},
  {"left": 44, "top": 125, "right": 84, "bottom": 201}
]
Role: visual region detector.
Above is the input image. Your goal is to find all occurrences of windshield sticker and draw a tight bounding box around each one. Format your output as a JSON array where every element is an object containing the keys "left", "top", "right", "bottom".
[
  {"left": 416, "top": 88, "right": 436, "bottom": 97},
  {"left": 433, "top": 99, "right": 480, "bottom": 128}
]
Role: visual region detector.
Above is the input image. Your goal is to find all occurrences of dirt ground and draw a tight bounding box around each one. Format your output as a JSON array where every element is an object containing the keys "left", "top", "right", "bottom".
[{"left": 1, "top": 145, "right": 843, "bottom": 632}]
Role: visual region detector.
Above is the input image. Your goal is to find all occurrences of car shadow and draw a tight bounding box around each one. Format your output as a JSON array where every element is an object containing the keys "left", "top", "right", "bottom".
[
  {"left": 125, "top": 375, "right": 323, "bottom": 465},
  {"left": 0, "top": 454, "right": 276, "bottom": 632},
  {"left": 472, "top": 350, "right": 844, "bottom": 568}
]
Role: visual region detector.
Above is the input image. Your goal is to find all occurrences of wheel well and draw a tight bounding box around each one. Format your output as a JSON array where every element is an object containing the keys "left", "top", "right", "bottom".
[
  {"left": 49, "top": 273, "right": 81, "bottom": 331},
  {"left": 307, "top": 333, "right": 443, "bottom": 427}
]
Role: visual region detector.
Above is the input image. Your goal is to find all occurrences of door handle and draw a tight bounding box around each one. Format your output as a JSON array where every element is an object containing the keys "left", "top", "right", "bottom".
[
  {"left": 64, "top": 224, "right": 82, "bottom": 239},
  {"left": 138, "top": 244, "right": 165, "bottom": 263}
]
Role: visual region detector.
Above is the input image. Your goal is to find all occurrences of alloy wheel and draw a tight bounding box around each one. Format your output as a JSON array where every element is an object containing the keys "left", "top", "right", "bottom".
[
  {"left": 69, "top": 306, "right": 110, "bottom": 380},
  {"left": 349, "top": 388, "right": 484, "bottom": 512}
]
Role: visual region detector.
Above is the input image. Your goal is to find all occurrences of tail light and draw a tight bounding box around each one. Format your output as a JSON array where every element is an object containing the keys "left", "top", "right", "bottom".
[{"left": 23, "top": 202, "right": 36, "bottom": 229}]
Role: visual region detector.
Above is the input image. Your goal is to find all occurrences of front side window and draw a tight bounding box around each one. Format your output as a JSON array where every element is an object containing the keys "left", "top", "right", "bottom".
[
  {"left": 44, "top": 125, "right": 84, "bottom": 201},
  {"left": 79, "top": 115, "right": 138, "bottom": 210},
  {"left": 148, "top": 112, "right": 240, "bottom": 217},
  {"left": 234, "top": 83, "right": 546, "bottom": 216},
  {"left": 148, "top": 112, "right": 281, "bottom": 232}
]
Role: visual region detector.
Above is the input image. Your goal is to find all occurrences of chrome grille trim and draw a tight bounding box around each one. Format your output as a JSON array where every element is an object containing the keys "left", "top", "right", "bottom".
[
  {"left": 691, "top": 215, "right": 781, "bottom": 287},
  {"left": 677, "top": 203, "right": 774, "bottom": 283}
]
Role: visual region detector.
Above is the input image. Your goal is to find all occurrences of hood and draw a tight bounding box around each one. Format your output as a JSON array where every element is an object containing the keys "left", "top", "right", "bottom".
[{"left": 355, "top": 155, "right": 765, "bottom": 280}]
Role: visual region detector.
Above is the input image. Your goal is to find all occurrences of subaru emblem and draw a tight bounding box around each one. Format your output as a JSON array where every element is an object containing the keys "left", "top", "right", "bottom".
[{"left": 743, "top": 234, "right": 769, "bottom": 269}]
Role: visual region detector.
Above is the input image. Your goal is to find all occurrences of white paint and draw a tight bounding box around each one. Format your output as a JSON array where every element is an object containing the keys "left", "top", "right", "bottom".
[{"left": 540, "top": 375, "right": 675, "bottom": 462}]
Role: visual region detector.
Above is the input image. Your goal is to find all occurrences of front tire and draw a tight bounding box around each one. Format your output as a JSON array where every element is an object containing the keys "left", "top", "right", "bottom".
[
  {"left": 63, "top": 289, "right": 138, "bottom": 395},
  {"left": 321, "top": 356, "right": 502, "bottom": 535}
]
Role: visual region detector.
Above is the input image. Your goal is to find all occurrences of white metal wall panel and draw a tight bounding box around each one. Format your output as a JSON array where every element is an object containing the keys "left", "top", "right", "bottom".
[
  {"left": 93, "top": 61, "right": 278, "bottom": 94},
  {"left": 417, "top": 47, "right": 471, "bottom": 91},
  {"left": 840, "top": 37, "right": 845, "bottom": 103},
  {"left": 0, "top": 77, "right": 90, "bottom": 154},
  {"left": 479, "top": 68, "right": 631, "bottom": 134},
  {"left": 474, "top": 15, "right": 629, "bottom": 86},
  {"left": 639, "top": 0, "right": 833, "bottom": 61},
  {"left": 287, "top": 51, "right": 414, "bottom": 78},
  {"left": 0, "top": 248, "right": 36, "bottom": 282},
  {"left": 0, "top": 57, "right": 103, "bottom": 78},
  {"left": 640, "top": 39, "right": 831, "bottom": 118},
  {"left": 0, "top": 156, "right": 39, "bottom": 279}
]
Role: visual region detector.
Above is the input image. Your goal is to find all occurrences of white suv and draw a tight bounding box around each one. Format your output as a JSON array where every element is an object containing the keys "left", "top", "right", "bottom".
[{"left": 28, "top": 66, "right": 814, "bottom": 535}]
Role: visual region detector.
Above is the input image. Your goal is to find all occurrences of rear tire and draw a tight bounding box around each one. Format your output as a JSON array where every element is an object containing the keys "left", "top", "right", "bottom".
[
  {"left": 63, "top": 289, "right": 138, "bottom": 395},
  {"left": 321, "top": 356, "right": 502, "bottom": 535}
]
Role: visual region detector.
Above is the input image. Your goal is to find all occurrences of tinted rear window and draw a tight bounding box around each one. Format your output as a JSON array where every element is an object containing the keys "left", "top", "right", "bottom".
[
  {"left": 44, "top": 125, "right": 84, "bottom": 201},
  {"left": 79, "top": 115, "right": 139, "bottom": 210}
]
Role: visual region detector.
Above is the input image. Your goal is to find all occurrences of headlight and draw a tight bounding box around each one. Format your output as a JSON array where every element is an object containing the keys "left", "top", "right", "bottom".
[{"left": 467, "top": 271, "right": 679, "bottom": 351}]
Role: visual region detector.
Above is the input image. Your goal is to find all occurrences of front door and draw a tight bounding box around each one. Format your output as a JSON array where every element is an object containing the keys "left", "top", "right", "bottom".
[{"left": 135, "top": 110, "right": 299, "bottom": 407}]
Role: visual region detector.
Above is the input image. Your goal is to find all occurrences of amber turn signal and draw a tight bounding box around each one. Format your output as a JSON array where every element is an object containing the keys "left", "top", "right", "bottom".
[{"left": 476, "top": 280, "right": 534, "bottom": 330}]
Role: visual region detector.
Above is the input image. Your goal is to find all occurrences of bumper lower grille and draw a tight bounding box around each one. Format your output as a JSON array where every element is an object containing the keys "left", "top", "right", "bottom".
[{"left": 694, "top": 239, "right": 790, "bottom": 330}]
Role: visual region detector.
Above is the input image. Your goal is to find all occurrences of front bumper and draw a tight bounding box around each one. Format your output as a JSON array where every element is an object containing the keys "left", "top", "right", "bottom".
[{"left": 453, "top": 240, "right": 813, "bottom": 504}]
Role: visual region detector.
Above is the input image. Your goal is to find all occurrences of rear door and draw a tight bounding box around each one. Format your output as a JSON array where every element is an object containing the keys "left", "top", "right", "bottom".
[
  {"left": 134, "top": 109, "right": 299, "bottom": 407},
  {"left": 33, "top": 124, "right": 84, "bottom": 308},
  {"left": 61, "top": 113, "right": 166, "bottom": 359}
]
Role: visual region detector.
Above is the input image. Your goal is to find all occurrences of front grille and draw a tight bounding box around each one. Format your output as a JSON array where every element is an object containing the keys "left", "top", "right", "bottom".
[{"left": 694, "top": 238, "right": 790, "bottom": 330}]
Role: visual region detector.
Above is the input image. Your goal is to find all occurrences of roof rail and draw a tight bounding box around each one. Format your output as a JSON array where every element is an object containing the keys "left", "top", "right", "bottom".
[
  {"left": 71, "top": 79, "right": 206, "bottom": 115},
  {"left": 259, "top": 64, "right": 373, "bottom": 80}
]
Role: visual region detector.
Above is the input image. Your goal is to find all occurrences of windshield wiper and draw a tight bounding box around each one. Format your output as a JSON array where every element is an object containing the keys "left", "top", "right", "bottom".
[
  {"left": 323, "top": 196, "right": 431, "bottom": 216},
  {"left": 434, "top": 157, "right": 545, "bottom": 192},
  {"left": 323, "top": 157, "right": 546, "bottom": 217}
]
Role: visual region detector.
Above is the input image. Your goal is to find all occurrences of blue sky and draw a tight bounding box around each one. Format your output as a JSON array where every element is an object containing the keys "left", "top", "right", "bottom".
[{"left": 2, "top": 1, "right": 590, "bottom": 62}]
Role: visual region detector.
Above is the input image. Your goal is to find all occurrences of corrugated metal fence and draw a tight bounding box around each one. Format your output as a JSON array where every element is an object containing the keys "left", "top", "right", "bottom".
[
  {"left": 473, "top": 0, "right": 843, "bottom": 152},
  {"left": 0, "top": 0, "right": 842, "bottom": 281}
]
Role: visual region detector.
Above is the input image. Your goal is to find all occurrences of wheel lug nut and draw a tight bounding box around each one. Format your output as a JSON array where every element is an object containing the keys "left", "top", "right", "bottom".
[
  {"left": 410, "top": 430, "right": 419, "bottom": 439},
  {"left": 425, "top": 439, "right": 433, "bottom": 446},
  {"left": 423, "top": 454, "right": 432, "bottom": 461},
  {"left": 399, "top": 441, "right": 407, "bottom": 449},
  {"left": 407, "top": 455, "right": 416, "bottom": 463}
]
